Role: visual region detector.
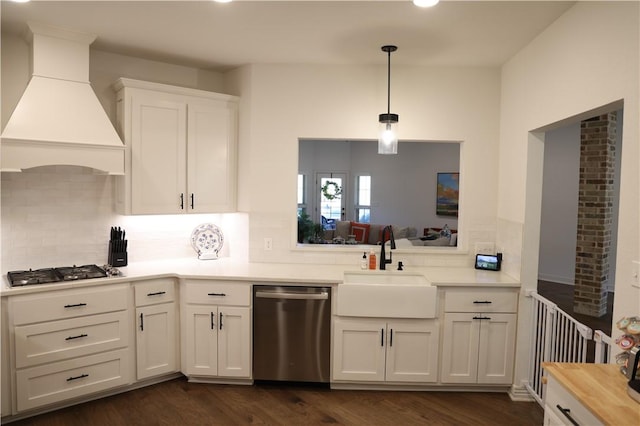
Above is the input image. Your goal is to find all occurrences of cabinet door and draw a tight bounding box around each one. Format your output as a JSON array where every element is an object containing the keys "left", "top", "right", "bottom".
[
  {"left": 136, "top": 303, "right": 177, "bottom": 380},
  {"left": 217, "top": 306, "right": 251, "bottom": 378},
  {"left": 184, "top": 306, "right": 218, "bottom": 376},
  {"left": 440, "top": 313, "right": 480, "bottom": 384},
  {"left": 186, "top": 100, "right": 237, "bottom": 213},
  {"left": 1, "top": 299, "right": 10, "bottom": 417},
  {"left": 333, "top": 318, "right": 386, "bottom": 382},
  {"left": 385, "top": 319, "right": 439, "bottom": 383},
  {"left": 477, "top": 313, "right": 516, "bottom": 384},
  {"left": 131, "top": 92, "right": 187, "bottom": 214}
]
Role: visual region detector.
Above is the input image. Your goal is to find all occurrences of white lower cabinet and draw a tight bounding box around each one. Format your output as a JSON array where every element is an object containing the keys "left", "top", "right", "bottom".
[
  {"left": 135, "top": 304, "right": 177, "bottom": 380},
  {"left": 183, "top": 305, "right": 250, "bottom": 377},
  {"left": 181, "top": 280, "right": 251, "bottom": 379},
  {"left": 544, "top": 375, "right": 603, "bottom": 426},
  {"left": 9, "top": 284, "right": 132, "bottom": 413},
  {"left": 440, "top": 288, "right": 518, "bottom": 385},
  {"left": 440, "top": 312, "right": 516, "bottom": 384},
  {"left": 333, "top": 317, "right": 439, "bottom": 383},
  {"left": 134, "top": 279, "right": 178, "bottom": 380},
  {"left": 1, "top": 299, "right": 10, "bottom": 417}
]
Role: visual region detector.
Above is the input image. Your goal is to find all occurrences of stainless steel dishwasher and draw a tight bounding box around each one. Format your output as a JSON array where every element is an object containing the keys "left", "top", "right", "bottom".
[{"left": 253, "top": 285, "right": 331, "bottom": 383}]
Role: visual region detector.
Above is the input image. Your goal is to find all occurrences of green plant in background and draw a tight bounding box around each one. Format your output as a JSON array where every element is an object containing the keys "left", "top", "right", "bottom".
[
  {"left": 312, "top": 223, "right": 324, "bottom": 243},
  {"left": 297, "top": 211, "right": 314, "bottom": 243}
]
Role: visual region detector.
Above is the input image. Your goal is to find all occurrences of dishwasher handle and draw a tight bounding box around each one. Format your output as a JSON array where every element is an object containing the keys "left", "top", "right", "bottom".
[{"left": 255, "top": 290, "right": 329, "bottom": 300}]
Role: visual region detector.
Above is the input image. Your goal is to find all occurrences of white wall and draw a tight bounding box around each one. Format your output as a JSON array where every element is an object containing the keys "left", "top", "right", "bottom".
[
  {"left": 499, "top": 1, "right": 639, "bottom": 396},
  {"left": 232, "top": 64, "right": 501, "bottom": 265}
]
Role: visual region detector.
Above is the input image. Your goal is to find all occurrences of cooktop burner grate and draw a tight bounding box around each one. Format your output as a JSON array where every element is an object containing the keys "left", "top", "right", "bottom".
[
  {"left": 7, "top": 264, "right": 108, "bottom": 287},
  {"left": 7, "top": 268, "right": 61, "bottom": 286},
  {"left": 55, "top": 264, "right": 108, "bottom": 281}
]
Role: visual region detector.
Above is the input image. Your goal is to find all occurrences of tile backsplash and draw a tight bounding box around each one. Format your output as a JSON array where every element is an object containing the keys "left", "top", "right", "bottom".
[{"left": 1, "top": 166, "right": 248, "bottom": 273}]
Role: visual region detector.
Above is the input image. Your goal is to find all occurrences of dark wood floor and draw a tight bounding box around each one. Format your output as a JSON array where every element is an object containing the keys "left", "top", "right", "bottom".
[{"left": 8, "top": 378, "right": 543, "bottom": 426}]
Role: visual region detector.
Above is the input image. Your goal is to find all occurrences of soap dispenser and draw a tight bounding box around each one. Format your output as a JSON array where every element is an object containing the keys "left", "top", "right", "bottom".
[
  {"left": 361, "top": 252, "right": 368, "bottom": 270},
  {"left": 368, "top": 249, "right": 377, "bottom": 270}
]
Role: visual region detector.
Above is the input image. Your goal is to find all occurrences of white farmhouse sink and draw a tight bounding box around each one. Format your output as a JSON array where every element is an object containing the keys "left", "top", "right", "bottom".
[{"left": 337, "top": 271, "right": 437, "bottom": 318}]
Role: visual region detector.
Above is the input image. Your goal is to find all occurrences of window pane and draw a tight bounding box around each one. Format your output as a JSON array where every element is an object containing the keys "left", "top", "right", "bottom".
[
  {"left": 358, "top": 176, "right": 371, "bottom": 206},
  {"left": 356, "top": 208, "right": 370, "bottom": 223},
  {"left": 297, "top": 174, "right": 305, "bottom": 204}
]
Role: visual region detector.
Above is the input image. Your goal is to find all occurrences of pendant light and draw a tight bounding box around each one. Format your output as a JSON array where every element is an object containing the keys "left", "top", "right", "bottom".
[{"left": 378, "top": 45, "right": 399, "bottom": 155}]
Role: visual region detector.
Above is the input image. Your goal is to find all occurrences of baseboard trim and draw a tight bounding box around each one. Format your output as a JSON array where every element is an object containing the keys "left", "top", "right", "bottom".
[{"left": 509, "top": 384, "right": 535, "bottom": 402}]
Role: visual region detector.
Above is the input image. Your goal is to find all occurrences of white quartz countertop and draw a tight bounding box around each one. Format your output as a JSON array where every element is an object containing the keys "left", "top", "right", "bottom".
[{"left": 1, "top": 258, "right": 520, "bottom": 296}]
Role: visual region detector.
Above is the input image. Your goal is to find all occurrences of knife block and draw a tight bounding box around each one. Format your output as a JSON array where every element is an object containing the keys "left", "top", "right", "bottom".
[{"left": 108, "top": 240, "right": 128, "bottom": 267}]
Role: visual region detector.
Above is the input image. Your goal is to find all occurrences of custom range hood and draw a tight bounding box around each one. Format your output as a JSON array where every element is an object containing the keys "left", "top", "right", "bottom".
[{"left": 1, "top": 22, "right": 124, "bottom": 174}]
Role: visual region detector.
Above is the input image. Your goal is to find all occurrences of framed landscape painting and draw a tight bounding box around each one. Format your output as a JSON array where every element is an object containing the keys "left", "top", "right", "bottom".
[{"left": 436, "top": 172, "right": 459, "bottom": 217}]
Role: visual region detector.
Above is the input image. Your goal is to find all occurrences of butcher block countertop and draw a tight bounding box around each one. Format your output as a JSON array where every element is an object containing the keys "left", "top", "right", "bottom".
[{"left": 543, "top": 362, "right": 640, "bottom": 425}]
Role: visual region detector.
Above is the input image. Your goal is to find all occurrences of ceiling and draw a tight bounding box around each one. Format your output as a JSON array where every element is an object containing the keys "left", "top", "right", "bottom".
[{"left": 1, "top": 0, "right": 575, "bottom": 72}]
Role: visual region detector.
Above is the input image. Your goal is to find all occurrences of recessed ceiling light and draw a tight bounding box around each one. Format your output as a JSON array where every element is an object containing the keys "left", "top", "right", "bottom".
[
  {"left": 10, "top": 0, "right": 31, "bottom": 3},
  {"left": 413, "top": 0, "right": 439, "bottom": 8},
  {"left": 213, "top": 0, "right": 233, "bottom": 3}
]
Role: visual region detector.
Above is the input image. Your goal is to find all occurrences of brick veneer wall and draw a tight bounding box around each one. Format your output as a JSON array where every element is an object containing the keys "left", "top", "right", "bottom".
[{"left": 574, "top": 113, "right": 616, "bottom": 317}]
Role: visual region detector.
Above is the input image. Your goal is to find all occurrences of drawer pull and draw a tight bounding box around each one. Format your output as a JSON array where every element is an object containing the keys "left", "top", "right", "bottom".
[
  {"left": 211, "top": 312, "right": 215, "bottom": 330},
  {"left": 147, "top": 291, "right": 167, "bottom": 297},
  {"left": 473, "top": 300, "right": 492, "bottom": 304},
  {"left": 219, "top": 312, "right": 223, "bottom": 330},
  {"left": 67, "top": 373, "right": 89, "bottom": 382},
  {"left": 65, "top": 333, "right": 88, "bottom": 341},
  {"left": 556, "top": 404, "right": 579, "bottom": 426},
  {"left": 389, "top": 329, "right": 393, "bottom": 347},
  {"left": 140, "top": 313, "right": 144, "bottom": 331},
  {"left": 473, "top": 316, "right": 491, "bottom": 320},
  {"left": 64, "top": 303, "right": 87, "bottom": 308},
  {"left": 208, "top": 292, "right": 226, "bottom": 297},
  {"left": 381, "top": 329, "right": 384, "bottom": 347}
]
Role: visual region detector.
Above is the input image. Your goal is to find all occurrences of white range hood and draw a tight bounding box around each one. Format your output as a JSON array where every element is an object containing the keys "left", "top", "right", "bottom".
[{"left": 1, "top": 22, "right": 124, "bottom": 175}]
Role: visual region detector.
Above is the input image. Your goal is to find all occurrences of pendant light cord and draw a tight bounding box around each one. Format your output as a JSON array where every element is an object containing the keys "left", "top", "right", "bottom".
[{"left": 386, "top": 48, "right": 391, "bottom": 115}]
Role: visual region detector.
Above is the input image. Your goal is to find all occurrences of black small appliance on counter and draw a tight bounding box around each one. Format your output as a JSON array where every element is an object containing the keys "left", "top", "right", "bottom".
[{"left": 628, "top": 346, "right": 640, "bottom": 403}]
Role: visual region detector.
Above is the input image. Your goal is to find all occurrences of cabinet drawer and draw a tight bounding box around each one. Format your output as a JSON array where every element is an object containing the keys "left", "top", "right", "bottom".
[
  {"left": 16, "top": 348, "right": 131, "bottom": 412},
  {"left": 15, "top": 311, "right": 129, "bottom": 368},
  {"left": 444, "top": 288, "right": 518, "bottom": 313},
  {"left": 11, "top": 284, "right": 129, "bottom": 325},
  {"left": 545, "top": 375, "right": 603, "bottom": 426},
  {"left": 183, "top": 280, "right": 250, "bottom": 306},
  {"left": 134, "top": 278, "right": 176, "bottom": 307}
]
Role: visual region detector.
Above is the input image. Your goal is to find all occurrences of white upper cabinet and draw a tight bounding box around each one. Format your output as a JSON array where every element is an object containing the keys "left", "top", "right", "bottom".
[{"left": 114, "top": 78, "right": 238, "bottom": 215}]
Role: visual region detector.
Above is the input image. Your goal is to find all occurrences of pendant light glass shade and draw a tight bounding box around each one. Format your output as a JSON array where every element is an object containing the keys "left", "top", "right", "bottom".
[
  {"left": 378, "top": 113, "right": 399, "bottom": 155},
  {"left": 378, "top": 45, "right": 398, "bottom": 155}
]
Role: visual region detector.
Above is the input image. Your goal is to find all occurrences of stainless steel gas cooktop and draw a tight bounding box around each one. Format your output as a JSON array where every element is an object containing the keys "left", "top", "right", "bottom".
[{"left": 7, "top": 264, "right": 112, "bottom": 287}]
